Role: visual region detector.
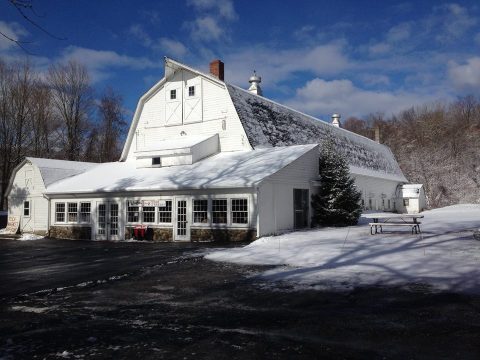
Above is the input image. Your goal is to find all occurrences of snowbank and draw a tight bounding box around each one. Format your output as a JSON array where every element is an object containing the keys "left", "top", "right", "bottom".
[
  {"left": 205, "top": 205, "right": 480, "bottom": 294},
  {"left": 18, "top": 233, "right": 45, "bottom": 241}
]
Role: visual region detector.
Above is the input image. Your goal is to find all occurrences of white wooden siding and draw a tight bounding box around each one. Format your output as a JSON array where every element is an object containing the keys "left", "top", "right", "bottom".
[
  {"left": 257, "top": 148, "right": 318, "bottom": 236},
  {"left": 126, "top": 68, "right": 251, "bottom": 161},
  {"left": 8, "top": 162, "right": 48, "bottom": 232},
  {"left": 353, "top": 174, "right": 401, "bottom": 211}
]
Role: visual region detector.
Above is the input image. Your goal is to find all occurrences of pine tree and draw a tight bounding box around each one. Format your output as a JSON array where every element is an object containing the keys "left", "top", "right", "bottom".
[{"left": 312, "top": 135, "right": 362, "bottom": 227}]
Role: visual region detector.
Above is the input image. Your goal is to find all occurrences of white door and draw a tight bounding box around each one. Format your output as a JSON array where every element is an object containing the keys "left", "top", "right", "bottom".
[
  {"left": 95, "top": 202, "right": 122, "bottom": 241},
  {"left": 174, "top": 197, "right": 190, "bottom": 241}
]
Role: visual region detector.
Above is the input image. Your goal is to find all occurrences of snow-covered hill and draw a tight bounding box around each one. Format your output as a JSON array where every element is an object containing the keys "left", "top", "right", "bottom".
[{"left": 205, "top": 204, "right": 480, "bottom": 294}]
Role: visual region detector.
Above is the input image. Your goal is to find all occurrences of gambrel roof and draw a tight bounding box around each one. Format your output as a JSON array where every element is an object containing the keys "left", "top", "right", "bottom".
[{"left": 227, "top": 84, "right": 407, "bottom": 182}]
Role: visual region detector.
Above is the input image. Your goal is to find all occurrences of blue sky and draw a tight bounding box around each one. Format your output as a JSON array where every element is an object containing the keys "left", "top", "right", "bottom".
[{"left": 1, "top": 0, "right": 480, "bottom": 121}]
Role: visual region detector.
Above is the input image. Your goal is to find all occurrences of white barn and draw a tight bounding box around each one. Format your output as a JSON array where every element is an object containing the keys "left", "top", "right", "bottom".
[{"left": 6, "top": 57, "right": 415, "bottom": 241}]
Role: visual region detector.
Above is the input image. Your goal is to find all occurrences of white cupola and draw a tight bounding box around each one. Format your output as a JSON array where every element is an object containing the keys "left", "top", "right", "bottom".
[
  {"left": 331, "top": 113, "right": 341, "bottom": 128},
  {"left": 248, "top": 71, "right": 263, "bottom": 96}
]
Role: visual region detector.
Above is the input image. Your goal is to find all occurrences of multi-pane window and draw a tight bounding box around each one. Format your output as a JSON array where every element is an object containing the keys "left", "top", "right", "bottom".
[
  {"left": 56, "top": 203, "right": 65, "bottom": 223},
  {"left": 142, "top": 206, "right": 156, "bottom": 223},
  {"left": 170, "top": 89, "right": 176, "bottom": 100},
  {"left": 212, "top": 199, "right": 227, "bottom": 224},
  {"left": 193, "top": 200, "right": 208, "bottom": 223},
  {"left": 188, "top": 86, "right": 195, "bottom": 97},
  {"left": 128, "top": 206, "right": 140, "bottom": 223},
  {"left": 23, "top": 201, "right": 30, "bottom": 217},
  {"left": 158, "top": 201, "right": 172, "bottom": 223},
  {"left": 231, "top": 199, "right": 248, "bottom": 224},
  {"left": 80, "top": 202, "right": 91, "bottom": 223},
  {"left": 68, "top": 203, "right": 78, "bottom": 222}
]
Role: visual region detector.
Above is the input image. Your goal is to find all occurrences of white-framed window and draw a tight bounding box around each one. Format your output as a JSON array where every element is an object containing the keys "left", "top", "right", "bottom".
[
  {"left": 231, "top": 198, "right": 248, "bottom": 224},
  {"left": 403, "top": 198, "right": 409, "bottom": 206},
  {"left": 68, "top": 202, "right": 78, "bottom": 222},
  {"left": 80, "top": 202, "right": 91, "bottom": 223},
  {"left": 152, "top": 157, "right": 161, "bottom": 166},
  {"left": 127, "top": 205, "right": 140, "bottom": 223},
  {"left": 388, "top": 199, "right": 391, "bottom": 210},
  {"left": 188, "top": 85, "right": 195, "bottom": 97},
  {"left": 56, "top": 203, "right": 65, "bottom": 223},
  {"left": 170, "top": 89, "right": 176, "bottom": 100},
  {"left": 142, "top": 206, "right": 156, "bottom": 223},
  {"left": 212, "top": 199, "right": 227, "bottom": 224},
  {"left": 158, "top": 201, "right": 172, "bottom": 223},
  {"left": 23, "top": 201, "right": 30, "bottom": 217},
  {"left": 193, "top": 199, "right": 208, "bottom": 224}
]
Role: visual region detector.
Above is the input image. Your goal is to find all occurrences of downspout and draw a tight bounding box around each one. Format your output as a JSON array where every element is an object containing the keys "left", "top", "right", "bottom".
[{"left": 43, "top": 193, "right": 50, "bottom": 237}]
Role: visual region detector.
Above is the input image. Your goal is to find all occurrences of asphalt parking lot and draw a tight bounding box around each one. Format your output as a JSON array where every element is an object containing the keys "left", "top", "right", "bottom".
[{"left": 1, "top": 239, "right": 479, "bottom": 359}]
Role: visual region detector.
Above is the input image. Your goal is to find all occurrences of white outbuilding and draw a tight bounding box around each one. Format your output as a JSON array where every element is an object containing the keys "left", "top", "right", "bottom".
[{"left": 5, "top": 57, "right": 421, "bottom": 241}]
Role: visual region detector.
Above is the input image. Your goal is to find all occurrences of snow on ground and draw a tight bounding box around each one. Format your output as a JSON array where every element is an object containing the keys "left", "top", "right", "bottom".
[
  {"left": 17, "top": 233, "right": 45, "bottom": 241},
  {"left": 205, "top": 205, "right": 480, "bottom": 294}
]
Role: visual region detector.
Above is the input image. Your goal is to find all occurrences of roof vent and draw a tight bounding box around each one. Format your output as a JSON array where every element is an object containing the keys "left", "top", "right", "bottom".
[
  {"left": 331, "top": 113, "right": 341, "bottom": 128},
  {"left": 248, "top": 71, "right": 263, "bottom": 96},
  {"left": 209, "top": 59, "right": 224, "bottom": 81}
]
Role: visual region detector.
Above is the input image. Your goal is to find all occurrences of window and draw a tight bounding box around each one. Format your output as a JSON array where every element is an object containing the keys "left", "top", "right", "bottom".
[
  {"left": 193, "top": 200, "right": 208, "bottom": 223},
  {"left": 68, "top": 202, "right": 78, "bottom": 222},
  {"left": 368, "top": 198, "right": 372, "bottom": 209},
  {"left": 212, "top": 199, "right": 227, "bottom": 224},
  {"left": 152, "top": 157, "right": 161, "bottom": 166},
  {"left": 128, "top": 206, "right": 140, "bottom": 223},
  {"left": 23, "top": 201, "right": 30, "bottom": 217},
  {"left": 188, "top": 86, "right": 195, "bottom": 97},
  {"left": 170, "top": 89, "right": 176, "bottom": 100},
  {"left": 158, "top": 201, "right": 172, "bottom": 223},
  {"left": 56, "top": 203, "right": 65, "bottom": 223},
  {"left": 231, "top": 198, "right": 248, "bottom": 224},
  {"left": 80, "top": 202, "right": 91, "bottom": 223},
  {"left": 361, "top": 199, "right": 365, "bottom": 208},
  {"left": 143, "top": 206, "right": 156, "bottom": 223},
  {"left": 403, "top": 199, "right": 409, "bottom": 206},
  {"left": 388, "top": 199, "right": 391, "bottom": 210}
]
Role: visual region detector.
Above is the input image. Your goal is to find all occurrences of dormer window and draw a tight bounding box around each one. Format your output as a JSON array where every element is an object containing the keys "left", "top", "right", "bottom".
[
  {"left": 152, "top": 157, "right": 161, "bottom": 166},
  {"left": 188, "top": 86, "right": 195, "bottom": 97},
  {"left": 170, "top": 89, "right": 176, "bottom": 100}
]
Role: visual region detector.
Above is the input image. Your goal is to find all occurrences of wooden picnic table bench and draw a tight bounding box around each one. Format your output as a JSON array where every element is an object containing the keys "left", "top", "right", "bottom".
[{"left": 364, "top": 213, "right": 424, "bottom": 235}]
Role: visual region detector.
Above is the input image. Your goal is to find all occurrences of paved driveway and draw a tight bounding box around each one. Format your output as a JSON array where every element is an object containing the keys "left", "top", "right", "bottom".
[{"left": 1, "top": 239, "right": 479, "bottom": 359}]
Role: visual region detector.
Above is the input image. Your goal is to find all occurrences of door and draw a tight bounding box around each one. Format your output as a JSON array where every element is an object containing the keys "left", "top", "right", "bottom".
[
  {"left": 294, "top": 189, "right": 309, "bottom": 229},
  {"left": 174, "top": 197, "right": 190, "bottom": 241},
  {"left": 96, "top": 202, "right": 122, "bottom": 241}
]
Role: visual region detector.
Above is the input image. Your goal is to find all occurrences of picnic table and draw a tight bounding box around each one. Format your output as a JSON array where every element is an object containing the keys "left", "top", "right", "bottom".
[{"left": 364, "top": 213, "right": 424, "bottom": 235}]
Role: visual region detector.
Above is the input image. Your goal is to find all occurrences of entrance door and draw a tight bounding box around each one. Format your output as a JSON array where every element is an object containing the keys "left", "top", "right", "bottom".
[
  {"left": 174, "top": 198, "right": 190, "bottom": 241},
  {"left": 96, "top": 202, "right": 122, "bottom": 241},
  {"left": 294, "top": 189, "right": 309, "bottom": 229}
]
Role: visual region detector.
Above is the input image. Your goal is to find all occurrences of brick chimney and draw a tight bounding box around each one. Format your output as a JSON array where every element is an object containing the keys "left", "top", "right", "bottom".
[{"left": 209, "top": 59, "right": 224, "bottom": 81}]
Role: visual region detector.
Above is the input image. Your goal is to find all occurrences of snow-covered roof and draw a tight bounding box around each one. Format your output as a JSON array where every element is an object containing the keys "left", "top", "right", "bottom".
[
  {"left": 27, "top": 157, "right": 98, "bottom": 187},
  {"left": 227, "top": 84, "right": 407, "bottom": 183},
  {"left": 46, "top": 144, "right": 318, "bottom": 194},
  {"left": 401, "top": 184, "right": 423, "bottom": 198}
]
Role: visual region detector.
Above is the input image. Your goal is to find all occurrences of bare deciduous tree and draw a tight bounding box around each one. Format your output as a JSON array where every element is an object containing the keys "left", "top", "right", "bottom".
[{"left": 47, "top": 60, "right": 93, "bottom": 161}]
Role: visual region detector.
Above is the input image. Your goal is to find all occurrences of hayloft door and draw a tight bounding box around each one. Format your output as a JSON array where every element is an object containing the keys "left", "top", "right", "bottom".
[
  {"left": 96, "top": 202, "right": 122, "bottom": 241},
  {"left": 174, "top": 198, "right": 190, "bottom": 241}
]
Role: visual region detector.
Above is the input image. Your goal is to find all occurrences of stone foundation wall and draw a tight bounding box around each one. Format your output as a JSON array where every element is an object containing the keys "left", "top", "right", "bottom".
[
  {"left": 191, "top": 228, "right": 256, "bottom": 242},
  {"left": 125, "top": 226, "right": 173, "bottom": 242},
  {"left": 49, "top": 226, "right": 91, "bottom": 240}
]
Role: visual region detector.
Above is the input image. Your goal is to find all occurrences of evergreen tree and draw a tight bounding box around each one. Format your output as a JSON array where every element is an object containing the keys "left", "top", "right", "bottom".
[{"left": 312, "top": 135, "right": 362, "bottom": 226}]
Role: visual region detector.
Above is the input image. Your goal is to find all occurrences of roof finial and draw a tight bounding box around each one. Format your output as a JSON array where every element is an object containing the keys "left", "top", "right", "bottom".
[{"left": 248, "top": 70, "right": 262, "bottom": 96}]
